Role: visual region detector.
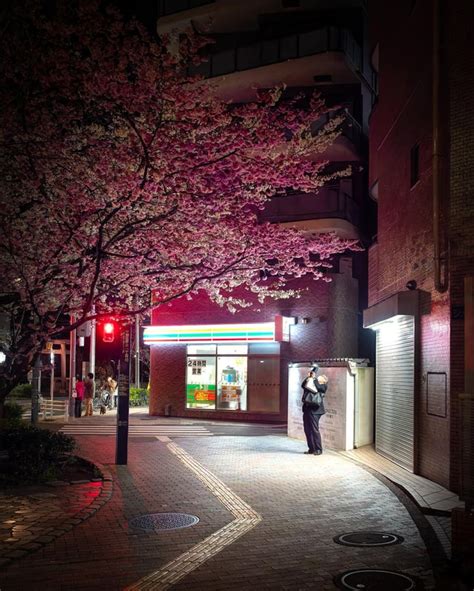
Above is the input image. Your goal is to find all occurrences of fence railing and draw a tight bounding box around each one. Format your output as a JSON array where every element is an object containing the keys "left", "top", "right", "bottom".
[
  {"left": 189, "top": 26, "right": 362, "bottom": 79},
  {"left": 312, "top": 109, "right": 365, "bottom": 152},
  {"left": 261, "top": 185, "right": 360, "bottom": 227}
]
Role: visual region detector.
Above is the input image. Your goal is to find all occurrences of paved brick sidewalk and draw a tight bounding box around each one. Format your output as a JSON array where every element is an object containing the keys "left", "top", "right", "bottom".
[
  {"left": 0, "top": 434, "right": 436, "bottom": 590},
  {"left": 0, "top": 477, "right": 112, "bottom": 569}
]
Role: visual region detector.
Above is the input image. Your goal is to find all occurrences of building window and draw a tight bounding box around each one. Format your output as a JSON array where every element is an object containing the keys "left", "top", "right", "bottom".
[
  {"left": 410, "top": 143, "right": 420, "bottom": 187},
  {"left": 185, "top": 343, "right": 280, "bottom": 412}
]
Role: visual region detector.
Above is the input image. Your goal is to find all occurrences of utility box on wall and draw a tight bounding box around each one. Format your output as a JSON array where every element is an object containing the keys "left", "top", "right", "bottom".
[{"left": 287, "top": 360, "right": 374, "bottom": 451}]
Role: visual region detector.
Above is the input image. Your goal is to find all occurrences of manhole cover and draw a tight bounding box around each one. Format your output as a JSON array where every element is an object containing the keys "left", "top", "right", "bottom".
[
  {"left": 334, "top": 532, "right": 404, "bottom": 547},
  {"left": 129, "top": 512, "right": 199, "bottom": 532},
  {"left": 334, "top": 569, "right": 419, "bottom": 590}
]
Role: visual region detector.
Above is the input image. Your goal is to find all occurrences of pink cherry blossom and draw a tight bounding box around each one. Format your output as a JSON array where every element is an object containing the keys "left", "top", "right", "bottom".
[{"left": 0, "top": 0, "right": 357, "bottom": 409}]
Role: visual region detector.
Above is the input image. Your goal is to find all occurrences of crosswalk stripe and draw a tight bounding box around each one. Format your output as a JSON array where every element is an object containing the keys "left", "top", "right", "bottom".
[
  {"left": 59, "top": 425, "right": 213, "bottom": 437},
  {"left": 59, "top": 432, "right": 213, "bottom": 437},
  {"left": 60, "top": 426, "right": 209, "bottom": 430},
  {"left": 61, "top": 427, "right": 209, "bottom": 430}
]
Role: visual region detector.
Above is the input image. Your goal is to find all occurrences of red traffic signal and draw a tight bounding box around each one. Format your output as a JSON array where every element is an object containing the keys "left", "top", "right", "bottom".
[{"left": 103, "top": 321, "right": 115, "bottom": 343}]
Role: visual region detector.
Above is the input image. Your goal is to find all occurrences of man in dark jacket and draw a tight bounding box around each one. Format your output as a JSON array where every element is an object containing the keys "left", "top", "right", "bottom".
[{"left": 301, "top": 366, "right": 328, "bottom": 455}]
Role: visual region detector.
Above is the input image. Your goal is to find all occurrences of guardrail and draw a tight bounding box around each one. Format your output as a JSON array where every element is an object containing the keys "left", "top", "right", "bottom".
[
  {"left": 41, "top": 399, "right": 68, "bottom": 420},
  {"left": 18, "top": 398, "right": 68, "bottom": 422}
]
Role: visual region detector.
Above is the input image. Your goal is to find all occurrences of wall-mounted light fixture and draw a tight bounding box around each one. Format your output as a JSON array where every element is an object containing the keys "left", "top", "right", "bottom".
[{"left": 300, "top": 317, "right": 311, "bottom": 324}]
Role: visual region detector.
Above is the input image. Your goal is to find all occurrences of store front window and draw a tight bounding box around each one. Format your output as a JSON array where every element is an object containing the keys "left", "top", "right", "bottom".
[
  {"left": 186, "top": 345, "right": 216, "bottom": 410},
  {"left": 186, "top": 343, "right": 279, "bottom": 412}
]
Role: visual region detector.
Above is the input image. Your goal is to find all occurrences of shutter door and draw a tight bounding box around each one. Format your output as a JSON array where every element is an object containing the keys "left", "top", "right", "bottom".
[{"left": 375, "top": 316, "right": 415, "bottom": 471}]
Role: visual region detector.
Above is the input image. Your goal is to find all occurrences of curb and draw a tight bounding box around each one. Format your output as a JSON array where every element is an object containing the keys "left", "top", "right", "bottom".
[
  {"left": 1, "top": 458, "right": 113, "bottom": 569},
  {"left": 337, "top": 451, "right": 449, "bottom": 587}
]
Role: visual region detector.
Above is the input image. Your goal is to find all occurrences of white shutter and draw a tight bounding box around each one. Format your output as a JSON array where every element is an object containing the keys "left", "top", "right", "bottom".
[{"left": 375, "top": 316, "right": 415, "bottom": 471}]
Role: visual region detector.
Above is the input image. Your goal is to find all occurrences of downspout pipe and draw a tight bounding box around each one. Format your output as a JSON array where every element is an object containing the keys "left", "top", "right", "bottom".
[{"left": 433, "top": 0, "right": 449, "bottom": 292}]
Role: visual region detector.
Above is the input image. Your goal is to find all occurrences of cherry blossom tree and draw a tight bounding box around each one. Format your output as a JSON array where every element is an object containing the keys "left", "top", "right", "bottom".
[{"left": 0, "top": 0, "right": 355, "bottom": 411}]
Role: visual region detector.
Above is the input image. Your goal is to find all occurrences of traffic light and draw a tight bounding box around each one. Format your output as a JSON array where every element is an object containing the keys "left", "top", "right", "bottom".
[{"left": 103, "top": 321, "right": 115, "bottom": 343}]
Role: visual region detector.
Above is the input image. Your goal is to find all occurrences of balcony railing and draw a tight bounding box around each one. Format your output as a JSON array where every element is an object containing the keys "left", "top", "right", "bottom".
[
  {"left": 260, "top": 185, "right": 360, "bottom": 228},
  {"left": 312, "top": 110, "right": 366, "bottom": 153},
  {"left": 158, "top": 0, "right": 215, "bottom": 18},
  {"left": 189, "top": 26, "right": 362, "bottom": 79}
]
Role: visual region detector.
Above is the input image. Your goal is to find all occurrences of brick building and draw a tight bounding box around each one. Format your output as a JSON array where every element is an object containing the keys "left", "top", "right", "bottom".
[
  {"left": 364, "top": 0, "right": 474, "bottom": 494},
  {"left": 147, "top": 0, "right": 376, "bottom": 424}
]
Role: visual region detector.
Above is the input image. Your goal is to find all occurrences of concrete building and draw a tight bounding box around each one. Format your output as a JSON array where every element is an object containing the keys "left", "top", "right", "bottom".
[
  {"left": 364, "top": 0, "right": 474, "bottom": 506},
  {"left": 147, "top": 0, "right": 376, "bottom": 424}
]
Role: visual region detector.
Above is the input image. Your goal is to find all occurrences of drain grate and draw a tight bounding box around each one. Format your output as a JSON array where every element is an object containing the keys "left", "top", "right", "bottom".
[
  {"left": 334, "top": 569, "right": 420, "bottom": 590},
  {"left": 334, "top": 532, "right": 404, "bottom": 547},
  {"left": 129, "top": 512, "right": 199, "bottom": 532}
]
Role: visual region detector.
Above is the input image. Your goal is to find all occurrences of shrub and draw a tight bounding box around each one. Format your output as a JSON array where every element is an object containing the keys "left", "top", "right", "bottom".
[
  {"left": 129, "top": 387, "right": 149, "bottom": 407},
  {"left": 0, "top": 425, "right": 75, "bottom": 483},
  {"left": 8, "top": 383, "right": 33, "bottom": 398},
  {"left": 3, "top": 402, "right": 24, "bottom": 423}
]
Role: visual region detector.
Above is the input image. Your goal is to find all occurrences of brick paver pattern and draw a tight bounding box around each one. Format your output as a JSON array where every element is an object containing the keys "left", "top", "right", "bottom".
[
  {"left": 0, "top": 481, "right": 103, "bottom": 567},
  {"left": 0, "top": 434, "right": 435, "bottom": 591}
]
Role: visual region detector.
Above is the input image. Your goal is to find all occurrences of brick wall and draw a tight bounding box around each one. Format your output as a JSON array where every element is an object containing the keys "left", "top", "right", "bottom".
[
  {"left": 447, "top": 0, "right": 474, "bottom": 493},
  {"left": 149, "top": 269, "right": 359, "bottom": 421},
  {"left": 368, "top": 0, "right": 451, "bottom": 487}
]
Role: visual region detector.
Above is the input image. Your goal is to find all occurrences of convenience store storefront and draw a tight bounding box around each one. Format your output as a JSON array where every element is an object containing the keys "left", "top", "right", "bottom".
[
  {"left": 146, "top": 271, "right": 360, "bottom": 421},
  {"left": 145, "top": 319, "right": 293, "bottom": 417}
]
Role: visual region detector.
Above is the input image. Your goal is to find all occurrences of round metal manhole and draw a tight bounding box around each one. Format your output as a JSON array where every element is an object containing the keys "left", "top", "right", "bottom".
[
  {"left": 129, "top": 512, "right": 199, "bottom": 532},
  {"left": 334, "top": 569, "right": 420, "bottom": 590},
  {"left": 334, "top": 532, "right": 404, "bottom": 547}
]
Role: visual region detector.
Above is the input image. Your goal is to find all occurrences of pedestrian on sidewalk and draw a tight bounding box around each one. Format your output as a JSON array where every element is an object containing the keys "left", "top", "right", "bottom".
[
  {"left": 74, "top": 375, "right": 85, "bottom": 417},
  {"left": 106, "top": 376, "right": 118, "bottom": 409},
  {"left": 301, "top": 366, "right": 328, "bottom": 455},
  {"left": 84, "top": 372, "right": 95, "bottom": 416}
]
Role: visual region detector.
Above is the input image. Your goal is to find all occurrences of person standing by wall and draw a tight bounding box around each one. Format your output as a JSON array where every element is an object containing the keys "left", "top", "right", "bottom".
[
  {"left": 301, "top": 366, "right": 328, "bottom": 455},
  {"left": 84, "top": 372, "right": 95, "bottom": 417},
  {"left": 74, "top": 375, "right": 85, "bottom": 418}
]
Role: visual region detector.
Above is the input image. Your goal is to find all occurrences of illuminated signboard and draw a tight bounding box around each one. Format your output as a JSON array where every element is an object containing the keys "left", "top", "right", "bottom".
[{"left": 144, "top": 322, "right": 276, "bottom": 344}]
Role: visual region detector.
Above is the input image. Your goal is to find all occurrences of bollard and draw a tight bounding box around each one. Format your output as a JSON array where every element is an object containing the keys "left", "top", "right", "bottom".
[{"left": 31, "top": 356, "right": 42, "bottom": 424}]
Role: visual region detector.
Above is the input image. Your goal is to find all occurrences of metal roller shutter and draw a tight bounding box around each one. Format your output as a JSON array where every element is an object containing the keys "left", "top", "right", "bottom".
[{"left": 375, "top": 315, "right": 415, "bottom": 471}]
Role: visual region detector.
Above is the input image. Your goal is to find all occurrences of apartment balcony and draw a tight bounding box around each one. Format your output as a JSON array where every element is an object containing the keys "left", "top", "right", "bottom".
[
  {"left": 188, "top": 27, "right": 362, "bottom": 98},
  {"left": 312, "top": 109, "right": 366, "bottom": 162},
  {"left": 260, "top": 183, "right": 361, "bottom": 240}
]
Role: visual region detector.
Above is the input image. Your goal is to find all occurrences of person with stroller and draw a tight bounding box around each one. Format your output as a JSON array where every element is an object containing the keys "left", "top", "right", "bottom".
[
  {"left": 97, "top": 378, "right": 110, "bottom": 414},
  {"left": 106, "top": 376, "right": 118, "bottom": 409}
]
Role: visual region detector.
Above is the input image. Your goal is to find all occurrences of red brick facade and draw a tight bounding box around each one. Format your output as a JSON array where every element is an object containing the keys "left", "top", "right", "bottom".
[
  {"left": 149, "top": 269, "right": 359, "bottom": 422},
  {"left": 368, "top": 0, "right": 474, "bottom": 491}
]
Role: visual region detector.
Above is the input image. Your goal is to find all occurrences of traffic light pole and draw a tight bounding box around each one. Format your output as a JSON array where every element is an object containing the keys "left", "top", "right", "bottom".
[{"left": 115, "top": 323, "right": 131, "bottom": 465}]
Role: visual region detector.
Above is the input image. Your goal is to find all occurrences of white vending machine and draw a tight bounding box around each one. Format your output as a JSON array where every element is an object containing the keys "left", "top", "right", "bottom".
[{"left": 287, "top": 359, "right": 374, "bottom": 451}]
